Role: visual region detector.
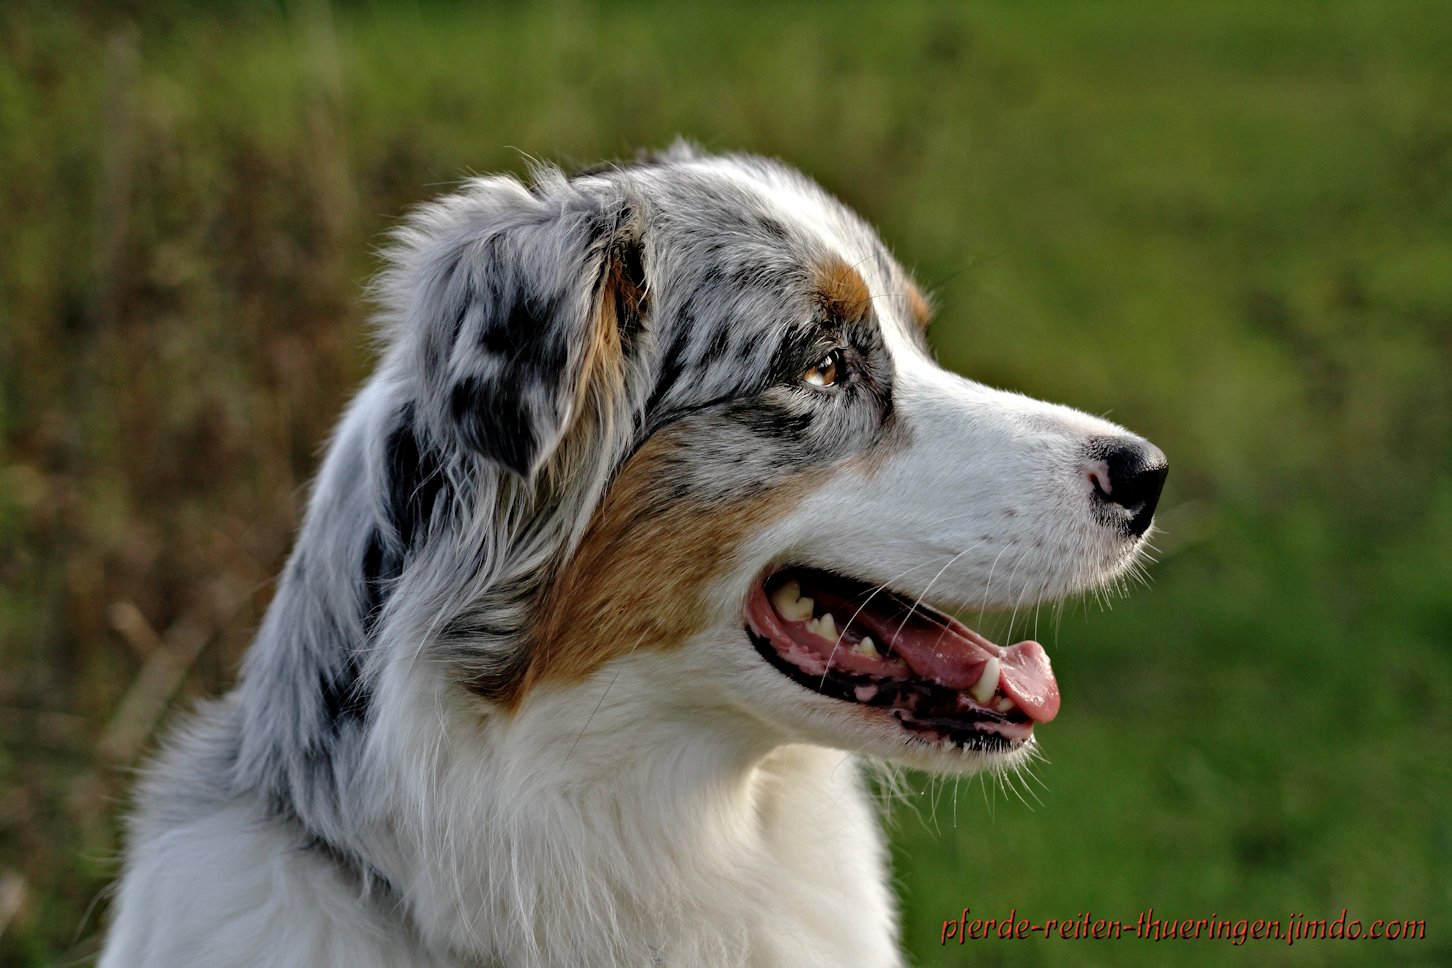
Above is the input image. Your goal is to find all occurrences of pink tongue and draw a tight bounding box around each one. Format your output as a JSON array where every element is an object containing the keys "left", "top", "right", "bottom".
[
  {"left": 890, "top": 624, "right": 1061, "bottom": 723},
  {"left": 998, "top": 642, "right": 1061, "bottom": 723}
]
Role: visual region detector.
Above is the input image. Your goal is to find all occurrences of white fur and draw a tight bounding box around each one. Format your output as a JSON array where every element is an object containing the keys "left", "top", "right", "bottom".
[{"left": 104, "top": 659, "right": 900, "bottom": 967}]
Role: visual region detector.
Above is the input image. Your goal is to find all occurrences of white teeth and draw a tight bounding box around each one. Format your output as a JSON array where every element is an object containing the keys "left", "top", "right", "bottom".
[
  {"left": 772, "top": 578, "right": 799, "bottom": 601},
  {"left": 970, "top": 657, "right": 1000, "bottom": 704},
  {"left": 809, "top": 612, "right": 837, "bottom": 641},
  {"left": 771, "top": 580, "right": 815, "bottom": 622},
  {"left": 785, "top": 595, "right": 815, "bottom": 622},
  {"left": 852, "top": 636, "right": 878, "bottom": 658},
  {"left": 996, "top": 697, "right": 1015, "bottom": 713}
]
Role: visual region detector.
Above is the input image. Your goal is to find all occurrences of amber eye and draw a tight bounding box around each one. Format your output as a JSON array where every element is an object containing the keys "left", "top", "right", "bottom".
[{"left": 801, "top": 349, "right": 841, "bottom": 388}]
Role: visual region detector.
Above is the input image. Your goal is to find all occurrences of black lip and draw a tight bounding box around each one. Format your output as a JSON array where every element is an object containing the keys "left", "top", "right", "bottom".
[{"left": 746, "top": 627, "right": 1026, "bottom": 752}]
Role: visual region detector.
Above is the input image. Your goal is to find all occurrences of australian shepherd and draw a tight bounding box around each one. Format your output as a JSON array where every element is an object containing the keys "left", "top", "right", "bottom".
[{"left": 100, "top": 145, "right": 1166, "bottom": 967}]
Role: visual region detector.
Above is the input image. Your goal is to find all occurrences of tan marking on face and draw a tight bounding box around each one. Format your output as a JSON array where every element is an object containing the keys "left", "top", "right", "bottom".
[
  {"left": 905, "top": 284, "right": 934, "bottom": 331},
  {"left": 541, "top": 241, "right": 643, "bottom": 491},
  {"left": 584, "top": 239, "right": 649, "bottom": 410},
  {"left": 510, "top": 433, "right": 825, "bottom": 706},
  {"left": 815, "top": 257, "right": 873, "bottom": 323},
  {"left": 578, "top": 264, "right": 628, "bottom": 406}
]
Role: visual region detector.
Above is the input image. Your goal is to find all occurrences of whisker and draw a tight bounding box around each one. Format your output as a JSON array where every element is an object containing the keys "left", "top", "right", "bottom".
[
  {"left": 895, "top": 542, "right": 986, "bottom": 649},
  {"left": 816, "top": 555, "right": 955, "bottom": 686},
  {"left": 564, "top": 633, "right": 645, "bottom": 763}
]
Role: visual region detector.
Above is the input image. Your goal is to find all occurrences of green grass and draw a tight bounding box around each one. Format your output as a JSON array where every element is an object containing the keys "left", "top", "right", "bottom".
[{"left": 2, "top": 1, "right": 1449, "bottom": 964}]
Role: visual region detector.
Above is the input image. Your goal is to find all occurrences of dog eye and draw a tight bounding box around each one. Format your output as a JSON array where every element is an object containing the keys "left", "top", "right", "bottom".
[{"left": 801, "top": 349, "right": 841, "bottom": 388}]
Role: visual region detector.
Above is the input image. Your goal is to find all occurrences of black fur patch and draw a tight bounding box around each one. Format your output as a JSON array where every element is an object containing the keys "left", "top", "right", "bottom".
[
  {"left": 451, "top": 375, "right": 539, "bottom": 478},
  {"left": 319, "top": 645, "right": 371, "bottom": 729},
  {"left": 345, "top": 409, "right": 451, "bottom": 726},
  {"left": 645, "top": 321, "right": 693, "bottom": 416},
  {"left": 613, "top": 235, "right": 649, "bottom": 352},
  {"left": 384, "top": 410, "right": 448, "bottom": 548},
  {"left": 480, "top": 300, "right": 544, "bottom": 356},
  {"left": 738, "top": 405, "right": 816, "bottom": 441},
  {"left": 360, "top": 530, "right": 398, "bottom": 639}
]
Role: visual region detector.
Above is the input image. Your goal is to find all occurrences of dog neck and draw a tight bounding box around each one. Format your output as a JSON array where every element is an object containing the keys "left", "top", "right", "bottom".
[{"left": 363, "top": 651, "right": 901, "bottom": 966}]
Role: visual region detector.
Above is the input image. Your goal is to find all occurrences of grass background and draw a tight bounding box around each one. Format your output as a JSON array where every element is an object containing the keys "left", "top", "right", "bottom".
[{"left": 2, "top": 1, "right": 1449, "bottom": 964}]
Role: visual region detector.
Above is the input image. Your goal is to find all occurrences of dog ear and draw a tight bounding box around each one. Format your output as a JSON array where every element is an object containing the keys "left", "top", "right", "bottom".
[{"left": 397, "top": 176, "right": 646, "bottom": 480}]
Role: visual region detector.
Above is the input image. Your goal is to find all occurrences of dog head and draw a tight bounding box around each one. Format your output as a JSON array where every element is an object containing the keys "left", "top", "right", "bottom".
[{"left": 369, "top": 146, "right": 1166, "bottom": 774}]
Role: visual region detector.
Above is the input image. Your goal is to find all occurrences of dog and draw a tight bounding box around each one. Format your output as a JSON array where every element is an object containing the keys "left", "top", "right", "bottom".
[{"left": 99, "top": 144, "right": 1166, "bottom": 968}]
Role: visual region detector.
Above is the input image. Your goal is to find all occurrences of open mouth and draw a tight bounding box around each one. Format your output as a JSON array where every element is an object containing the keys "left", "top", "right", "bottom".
[{"left": 745, "top": 567, "right": 1060, "bottom": 752}]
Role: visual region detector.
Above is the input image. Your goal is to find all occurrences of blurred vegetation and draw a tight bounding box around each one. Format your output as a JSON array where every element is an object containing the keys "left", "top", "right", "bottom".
[{"left": 1, "top": 1, "right": 1449, "bottom": 965}]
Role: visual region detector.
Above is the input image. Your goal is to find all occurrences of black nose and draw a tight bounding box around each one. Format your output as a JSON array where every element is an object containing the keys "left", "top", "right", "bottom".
[{"left": 1086, "top": 437, "right": 1168, "bottom": 538}]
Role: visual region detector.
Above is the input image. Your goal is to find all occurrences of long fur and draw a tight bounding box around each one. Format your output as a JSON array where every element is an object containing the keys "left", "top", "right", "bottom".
[{"left": 100, "top": 146, "right": 1163, "bottom": 968}]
